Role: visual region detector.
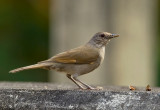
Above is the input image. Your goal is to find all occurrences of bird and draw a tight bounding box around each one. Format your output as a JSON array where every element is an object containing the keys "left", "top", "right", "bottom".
[{"left": 9, "top": 32, "right": 119, "bottom": 90}]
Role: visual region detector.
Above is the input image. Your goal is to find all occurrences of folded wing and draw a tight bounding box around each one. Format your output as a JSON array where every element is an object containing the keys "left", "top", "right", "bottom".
[{"left": 39, "top": 46, "right": 99, "bottom": 64}]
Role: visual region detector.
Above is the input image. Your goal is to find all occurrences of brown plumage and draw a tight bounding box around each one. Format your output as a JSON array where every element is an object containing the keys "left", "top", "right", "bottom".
[
  {"left": 40, "top": 45, "right": 99, "bottom": 64},
  {"left": 9, "top": 32, "right": 119, "bottom": 90},
  {"left": 9, "top": 63, "right": 52, "bottom": 73}
]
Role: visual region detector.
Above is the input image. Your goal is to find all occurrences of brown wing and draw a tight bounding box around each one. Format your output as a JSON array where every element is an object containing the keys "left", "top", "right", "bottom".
[{"left": 40, "top": 46, "right": 99, "bottom": 64}]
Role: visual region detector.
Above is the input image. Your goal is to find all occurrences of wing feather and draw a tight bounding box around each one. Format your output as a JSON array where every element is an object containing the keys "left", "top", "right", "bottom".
[{"left": 39, "top": 46, "right": 99, "bottom": 64}]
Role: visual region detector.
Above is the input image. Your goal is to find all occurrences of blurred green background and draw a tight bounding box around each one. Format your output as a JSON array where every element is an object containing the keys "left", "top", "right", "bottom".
[
  {"left": 0, "top": 0, "right": 49, "bottom": 82},
  {"left": 157, "top": 0, "right": 160, "bottom": 86},
  {"left": 0, "top": 0, "right": 160, "bottom": 86}
]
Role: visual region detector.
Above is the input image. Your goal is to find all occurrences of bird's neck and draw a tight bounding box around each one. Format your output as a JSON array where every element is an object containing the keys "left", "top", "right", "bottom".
[{"left": 86, "top": 40, "right": 110, "bottom": 49}]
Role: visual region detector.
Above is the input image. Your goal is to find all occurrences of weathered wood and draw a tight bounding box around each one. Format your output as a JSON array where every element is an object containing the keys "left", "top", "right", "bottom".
[{"left": 0, "top": 82, "right": 159, "bottom": 110}]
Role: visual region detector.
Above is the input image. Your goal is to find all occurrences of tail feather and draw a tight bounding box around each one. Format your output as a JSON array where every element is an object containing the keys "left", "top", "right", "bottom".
[{"left": 9, "top": 63, "right": 52, "bottom": 73}]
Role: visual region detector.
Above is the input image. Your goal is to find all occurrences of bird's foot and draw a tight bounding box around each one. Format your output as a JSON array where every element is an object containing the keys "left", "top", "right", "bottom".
[
  {"left": 77, "top": 86, "right": 103, "bottom": 90},
  {"left": 86, "top": 86, "right": 103, "bottom": 90}
]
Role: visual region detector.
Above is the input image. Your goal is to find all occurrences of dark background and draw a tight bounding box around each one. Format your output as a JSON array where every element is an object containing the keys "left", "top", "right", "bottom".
[
  {"left": 0, "top": 1, "right": 49, "bottom": 82},
  {"left": 157, "top": 0, "right": 160, "bottom": 86}
]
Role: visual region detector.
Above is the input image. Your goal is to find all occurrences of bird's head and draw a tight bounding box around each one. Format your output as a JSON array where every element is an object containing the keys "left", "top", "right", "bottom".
[{"left": 88, "top": 32, "right": 119, "bottom": 48}]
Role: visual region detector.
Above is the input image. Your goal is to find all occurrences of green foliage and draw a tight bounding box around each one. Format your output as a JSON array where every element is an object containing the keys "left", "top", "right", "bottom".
[
  {"left": 0, "top": 0, "right": 49, "bottom": 82},
  {"left": 157, "top": 1, "right": 160, "bottom": 86}
]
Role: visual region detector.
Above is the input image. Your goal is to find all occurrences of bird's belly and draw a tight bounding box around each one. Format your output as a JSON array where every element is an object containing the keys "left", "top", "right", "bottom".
[{"left": 51, "top": 62, "right": 100, "bottom": 76}]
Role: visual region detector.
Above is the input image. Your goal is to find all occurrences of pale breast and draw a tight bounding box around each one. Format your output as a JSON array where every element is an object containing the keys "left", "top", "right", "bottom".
[
  {"left": 51, "top": 46, "right": 105, "bottom": 76},
  {"left": 99, "top": 46, "right": 105, "bottom": 64}
]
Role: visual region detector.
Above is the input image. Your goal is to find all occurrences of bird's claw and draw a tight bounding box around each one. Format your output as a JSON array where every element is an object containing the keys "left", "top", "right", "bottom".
[{"left": 86, "top": 86, "right": 103, "bottom": 90}]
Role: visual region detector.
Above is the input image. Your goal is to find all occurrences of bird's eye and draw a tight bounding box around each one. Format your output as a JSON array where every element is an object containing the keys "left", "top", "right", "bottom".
[{"left": 100, "top": 34, "right": 105, "bottom": 38}]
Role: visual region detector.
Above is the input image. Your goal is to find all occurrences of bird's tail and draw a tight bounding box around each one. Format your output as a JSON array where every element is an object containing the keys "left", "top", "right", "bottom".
[{"left": 9, "top": 63, "right": 52, "bottom": 73}]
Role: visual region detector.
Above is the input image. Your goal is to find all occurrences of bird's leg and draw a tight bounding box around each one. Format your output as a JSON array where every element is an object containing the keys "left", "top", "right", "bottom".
[
  {"left": 73, "top": 77, "right": 96, "bottom": 90},
  {"left": 66, "top": 74, "right": 86, "bottom": 89}
]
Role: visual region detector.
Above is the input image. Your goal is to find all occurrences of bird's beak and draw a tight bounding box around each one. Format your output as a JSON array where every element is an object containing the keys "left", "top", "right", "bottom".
[
  {"left": 108, "top": 34, "right": 119, "bottom": 39},
  {"left": 112, "top": 34, "right": 119, "bottom": 38}
]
